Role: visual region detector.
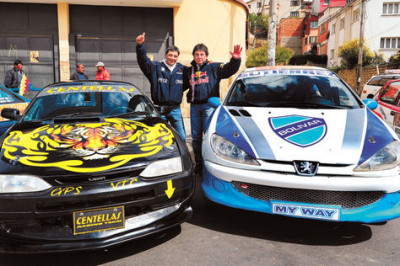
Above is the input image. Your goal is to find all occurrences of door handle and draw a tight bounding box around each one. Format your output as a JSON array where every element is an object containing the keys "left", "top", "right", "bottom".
[{"left": 390, "top": 111, "right": 396, "bottom": 116}]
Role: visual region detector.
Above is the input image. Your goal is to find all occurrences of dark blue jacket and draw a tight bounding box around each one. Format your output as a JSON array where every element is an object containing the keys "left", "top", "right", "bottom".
[
  {"left": 186, "top": 57, "right": 241, "bottom": 104},
  {"left": 136, "top": 44, "right": 186, "bottom": 106}
]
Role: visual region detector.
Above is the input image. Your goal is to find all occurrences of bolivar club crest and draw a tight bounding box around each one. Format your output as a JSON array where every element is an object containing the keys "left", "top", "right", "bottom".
[{"left": 268, "top": 115, "right": 327, "bottom": 147}]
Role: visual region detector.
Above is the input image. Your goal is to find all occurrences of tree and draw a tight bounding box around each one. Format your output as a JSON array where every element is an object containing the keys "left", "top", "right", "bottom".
[
  {"left": 249, "top": 13, "right": 269, "bottom": 38},
  {"left": 389, "top": 51, "right": 400, "bottom": 68},
  {"left": 246, "top": 45, "right": 295, "bottom": 67},
  {"left": 338, "top": 38, "right": 374, "bottom": 68}
]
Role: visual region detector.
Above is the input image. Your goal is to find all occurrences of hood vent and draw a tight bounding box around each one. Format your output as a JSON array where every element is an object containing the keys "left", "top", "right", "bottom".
[{"left": 228, "top": 109, "right": 252, "bottom": 117}]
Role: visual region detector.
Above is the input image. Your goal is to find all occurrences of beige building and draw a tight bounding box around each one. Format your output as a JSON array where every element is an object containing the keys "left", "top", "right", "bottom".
[{"left": 0, "top": 0, "right": 248, "bottom": 117}]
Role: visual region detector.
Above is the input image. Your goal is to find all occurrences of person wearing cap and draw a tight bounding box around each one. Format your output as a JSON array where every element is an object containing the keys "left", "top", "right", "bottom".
[
  {"left": 184, "top": 43, "right": 242, "bottom": 174},
  {"left": 95, "top": 61, "right": 111, "bottom": 80},
  {"left": 136, "top": 32, "right": 187, "bottom": 140}
]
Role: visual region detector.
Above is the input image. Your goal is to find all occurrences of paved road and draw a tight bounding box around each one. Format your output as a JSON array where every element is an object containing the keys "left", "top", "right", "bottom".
[
  {"left": 1, "top": 176, "right": 399, "bottom": 266},
  {"left": 1, "top": 121, "right": 400, "bottom": 265}
]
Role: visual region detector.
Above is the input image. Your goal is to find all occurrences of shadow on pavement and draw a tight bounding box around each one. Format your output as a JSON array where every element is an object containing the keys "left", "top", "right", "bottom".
[
  {"left": 188, "top": 174, "right": 373, "bottom": 246},
  {"left": 0, "top": 225, "right": 181, "bottom": 266}
]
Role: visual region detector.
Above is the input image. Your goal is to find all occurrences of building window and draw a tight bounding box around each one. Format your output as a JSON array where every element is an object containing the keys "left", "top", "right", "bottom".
[
  {"left": 309, "top": 36, "right": 318, "bottom": 43},
  {"left": 290, "top": 11, "right": 299, "bottom": 17},
  {"left": 324, "top": 0, "right": 331, "bottom": 5},
  {"left": 257, "top": 2, "right": 261, "bottom": 8},
  {"left": 331, "top": 24, "right": 336, "bottom": 34},
  {"left": 380, "top": 37, "right": 400, "bottom": 49},
  {"left": 330, "top": 49, "right": 335, "bottom": 58},
  {"left": 290, "top": 1, "right": 300, "bottom": 6},
  {"left": 305, "top": 38, "right": 308, "bottom": 45},
  {"left": 310, "top": 21, "right": 318, "bottom": 28},
  {"left": 320, "top": 23, "right": 327, "bottom": 34},
  {"left": 339, "top": 18, "right": 345, "bottom": 29},
  {"left": 353, "top": 9, "right": 360, "bottom": 22},
  {"left": 383, "top": 3, "right": 400, "bottom": 14},
  {"left": 248, "top": 4, "right": 251, "bottom": 9}
]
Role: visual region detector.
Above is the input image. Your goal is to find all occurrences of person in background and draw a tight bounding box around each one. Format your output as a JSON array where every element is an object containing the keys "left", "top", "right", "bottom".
[
  {"left": 185, "top": 43, "right": 242, "bottom": 174},
  {"left": 136, "top": 32, "right": 187, "bottom": 140},
  {"left": 95, "top": 61, "right": 111, "bottom": 80},
  {"left": 70, "top": 63, "right": 88, "bottom": 80},
  {"left": 4, "top": 59, "right": 24, "bottom": 89}
]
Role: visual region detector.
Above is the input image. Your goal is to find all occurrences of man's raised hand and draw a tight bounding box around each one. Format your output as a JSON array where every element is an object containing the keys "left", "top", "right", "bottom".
[
  {"left": 136, "top": 33, "right": 146, "bottom": 45},
  {"left": 230, "top": 45, "right": 242, "bottom": 59}
]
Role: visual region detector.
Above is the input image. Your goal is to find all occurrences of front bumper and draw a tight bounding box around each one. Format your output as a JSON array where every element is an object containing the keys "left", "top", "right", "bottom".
[
  {"left": 202, "top": 161, "right": 400, "bottom": 223},
  {"left": 0, "top": 170, "right": 194, "bottom": 253}
]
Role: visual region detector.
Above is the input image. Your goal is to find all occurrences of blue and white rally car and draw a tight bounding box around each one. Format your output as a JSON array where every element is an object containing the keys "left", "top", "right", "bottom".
[{"left": 202, "top": 66, "right": 400, "bottom": 223}]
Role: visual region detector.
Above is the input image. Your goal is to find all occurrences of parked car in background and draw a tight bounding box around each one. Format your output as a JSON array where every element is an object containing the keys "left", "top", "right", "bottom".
[
  {"left": 202, "top": 66, "right": 400, "bottom": 224},
  {"left": 0, "top": 81, "right": 194, "bottom": 253},
  {"left": 374, "top": 79, "right": 400, "bottom": 137},
  {"left": 361, "top": 69, "right": 400, "bottom": 99},
  {"left": 0, "top": 85, "right": 29, "bottom": 136}
]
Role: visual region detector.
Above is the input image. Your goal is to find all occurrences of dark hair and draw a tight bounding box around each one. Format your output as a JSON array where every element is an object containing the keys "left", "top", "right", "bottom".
[
  {"left": 76, "top": 63, "right": 84, "bottom": 68},
  {"left": 14, "top": 59, "right": 23, "bottom": 66},
  {"left": 192, "top": 43, "right": 209, "bottom": 56},
  {"left": 166, "top": 45, "right": 180, "bottom": 56}
]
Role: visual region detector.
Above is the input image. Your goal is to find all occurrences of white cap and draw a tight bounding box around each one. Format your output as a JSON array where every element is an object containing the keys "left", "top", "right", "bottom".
[{"left": 96, "top": 61, "right": 105, "bottom": 67}]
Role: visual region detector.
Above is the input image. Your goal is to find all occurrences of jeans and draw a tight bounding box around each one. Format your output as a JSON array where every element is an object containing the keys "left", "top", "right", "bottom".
[
  {"left": 190, "top": 103, "right": 215, "bottom": 166},
  {"left": 161, "top": 106, "right": 186, "bottom": 141}
]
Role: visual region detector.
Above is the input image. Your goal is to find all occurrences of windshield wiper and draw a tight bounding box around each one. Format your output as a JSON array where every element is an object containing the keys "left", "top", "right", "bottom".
[
  {"left": 106, "top": 111, "right": 151, "bottom": 119},
  {"left": 52, "top": 113, "right": 103, "bottom": 123},
  {"left": 265, "top": 102, "right": 345, "bottom": 109},
  {"left": 226, "top": 101, "right": 262, "bottom": 107}
]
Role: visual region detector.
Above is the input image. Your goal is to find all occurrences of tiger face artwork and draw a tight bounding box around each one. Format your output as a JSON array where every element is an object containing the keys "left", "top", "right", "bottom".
[{"left": 1, "top": 118, "right": 175, "bottom": 173}]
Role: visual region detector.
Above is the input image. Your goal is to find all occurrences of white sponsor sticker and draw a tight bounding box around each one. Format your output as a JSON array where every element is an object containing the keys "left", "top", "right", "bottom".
[{"left": 272, "top": 202, "right": 340, "bottom": 221}]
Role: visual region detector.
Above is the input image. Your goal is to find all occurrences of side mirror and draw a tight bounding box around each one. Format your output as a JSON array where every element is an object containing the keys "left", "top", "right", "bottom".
[
  {"left": 1, "top": 108, "right": 20, "bottom": 121},
  {"left": 207, "top": 97, "right": 221, "bottom": 108},
  {"left": 362, "top": 99, "right": 378, "bottom": 110}
]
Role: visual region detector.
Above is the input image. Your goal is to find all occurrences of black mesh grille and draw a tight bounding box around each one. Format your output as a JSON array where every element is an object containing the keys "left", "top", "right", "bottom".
[{"left": 232, "top": 181, "right": 384, "bottom": 209}]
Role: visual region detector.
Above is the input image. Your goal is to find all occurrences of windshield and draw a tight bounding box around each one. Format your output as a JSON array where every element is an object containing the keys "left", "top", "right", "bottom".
[
  {"left": 226, "top": 73, "right": 361, "bottom": 109},
  {"left": 23, "top": 83, "right": 155, "bottom": 121}
]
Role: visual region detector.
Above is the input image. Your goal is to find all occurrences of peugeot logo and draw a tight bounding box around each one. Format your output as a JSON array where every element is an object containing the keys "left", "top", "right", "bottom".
[{"left": 293, "top": 161, "right": 319, "bottom": 176}]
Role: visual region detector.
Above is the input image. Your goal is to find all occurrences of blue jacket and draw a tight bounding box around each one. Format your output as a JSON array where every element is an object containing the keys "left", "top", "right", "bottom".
[
  {"left": 136, "top": 44, "right": 186, "bottom": 106},
  {"left": 186, "top": 57, "right": 241, "bottom": 104}
]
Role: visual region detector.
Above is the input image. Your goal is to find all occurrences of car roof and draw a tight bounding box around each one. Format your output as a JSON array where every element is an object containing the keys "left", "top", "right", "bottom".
[
  {"left": 36, "top": 80, "right": 143, "bottom": 97},
  {"left": 243, "top": 65, "right": 328, "bottom": 73}
]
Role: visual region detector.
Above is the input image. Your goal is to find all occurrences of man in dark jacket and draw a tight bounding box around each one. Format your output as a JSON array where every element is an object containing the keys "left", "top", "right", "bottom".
[
  {"left": 136, "top": 32, "right": 187, "bottom": 140},
  {"left": 4, "top": 59, "right": 24, "bottom": 89},
  {"left": 70, "top": 63, "right": 88, "bottom": 80},
  {"left": 186, "top": 43, "right": 242, "bottom": 173}
]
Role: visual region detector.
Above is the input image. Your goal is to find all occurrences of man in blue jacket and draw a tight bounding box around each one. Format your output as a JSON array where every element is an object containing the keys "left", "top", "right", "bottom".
[
  {"left": 186, "top": 43, "right": 242, "bottom": 173},
  {"left": 136, "top": 33, "right": 187, "bottom": 140}
]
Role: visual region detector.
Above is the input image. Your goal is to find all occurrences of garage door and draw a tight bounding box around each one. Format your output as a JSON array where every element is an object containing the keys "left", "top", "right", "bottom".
[
  {"left": 70, "top": 5, "right": 173, "bottom": 97},
  {"left": 0, "top": 3, "right": 58, "bottom": 91}
]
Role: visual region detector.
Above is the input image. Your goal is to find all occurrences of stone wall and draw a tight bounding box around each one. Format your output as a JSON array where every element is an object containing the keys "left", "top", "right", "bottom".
[{"left": 336, "top": 64, "right": 397, "bottom": 92}]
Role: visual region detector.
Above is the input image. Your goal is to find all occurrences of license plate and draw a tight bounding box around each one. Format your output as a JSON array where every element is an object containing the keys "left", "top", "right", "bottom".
[
  {"left": 272, "top": 202, "right": 340, "bottom": 221},
  {"left": 73, "top": 206, "right": 125, "bottom": 235}
]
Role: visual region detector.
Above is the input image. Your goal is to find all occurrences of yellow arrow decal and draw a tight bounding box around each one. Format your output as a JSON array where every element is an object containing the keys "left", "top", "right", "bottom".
[{"left": 165, "top": 180, "right": 175, "bottom": 199}]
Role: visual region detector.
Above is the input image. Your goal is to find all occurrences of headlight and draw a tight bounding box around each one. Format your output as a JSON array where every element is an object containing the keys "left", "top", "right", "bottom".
[
  {"left": 0, "top": 175, "right": 52, "bottom": 193},
  {"left": 140, "top": 157, "right": 183, "bottom": 178},
  {"left": 354, "top": 141, "right": 400, "bottom": 171},
  {"left": 210, "top": 134, "right": 259, "bottom": 165}
]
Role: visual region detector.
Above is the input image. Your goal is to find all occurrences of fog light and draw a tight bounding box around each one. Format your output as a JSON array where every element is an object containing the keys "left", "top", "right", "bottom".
[{"left": 212, "top": 179, "right": 225, "bottom": 192}]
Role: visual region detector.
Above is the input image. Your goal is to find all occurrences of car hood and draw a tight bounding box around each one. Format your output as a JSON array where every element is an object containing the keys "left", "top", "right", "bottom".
[
  {"left": 0, "top": 117, "right": 180, "bottom": 175},
  {"left": 212, "top": 106, "right": 396, "bottom": 165}
]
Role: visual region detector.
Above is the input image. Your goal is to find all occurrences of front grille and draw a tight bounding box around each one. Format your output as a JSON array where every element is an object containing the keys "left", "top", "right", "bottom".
[
  {"left": 36, "top": 190, "right": 155, "bottom": 212},
  {"left": 53, "top": 168, "right": 144, "bottom": 184},
  {"left": 232, "top": 181, "right": 384, "bottom": 209}
]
